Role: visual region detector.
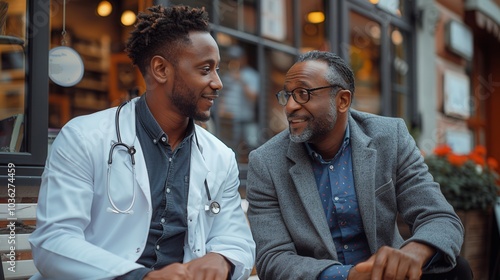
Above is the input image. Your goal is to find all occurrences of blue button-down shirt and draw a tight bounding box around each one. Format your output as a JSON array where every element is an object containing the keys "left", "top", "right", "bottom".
[
  {"left": 306, "top": 126, "right": 371, "bottom": 280},
  {"left": 118, "top": 96, "right": 194, "bottom": 279}
]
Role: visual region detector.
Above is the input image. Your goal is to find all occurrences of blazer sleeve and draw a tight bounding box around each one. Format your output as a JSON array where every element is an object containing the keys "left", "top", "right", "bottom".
[{"left": 393, "top": 119, "right": 464, "bottom": 272}]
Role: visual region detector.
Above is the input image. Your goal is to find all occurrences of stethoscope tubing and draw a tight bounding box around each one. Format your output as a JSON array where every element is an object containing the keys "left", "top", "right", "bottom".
[{"left": 107, "top": 101, "right": 220, "bottom": 215}]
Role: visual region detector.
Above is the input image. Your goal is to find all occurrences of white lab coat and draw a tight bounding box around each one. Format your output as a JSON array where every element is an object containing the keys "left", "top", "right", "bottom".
[{"left": 29, "top": 98, "right": 255, "bottom": 280}]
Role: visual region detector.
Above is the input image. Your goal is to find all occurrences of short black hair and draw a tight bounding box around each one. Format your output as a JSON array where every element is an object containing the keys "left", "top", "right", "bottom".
[
  {"left": 125, "top": 5, "right": 210, "bottom": 75},
  {"left": 297, "top": 51, "right": 355, "bottom": 96}
]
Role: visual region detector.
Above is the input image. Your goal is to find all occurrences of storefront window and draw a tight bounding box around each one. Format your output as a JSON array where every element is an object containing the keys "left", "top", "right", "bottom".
[
  {"left": 0, "top": 0, "right": 26, "bottom": 153},
  {"left": 300, "top": 0, "right": 328, "bottom": 51},
  {"left": 367, "top": 0, "right": 405, "bottom": 17},
  {"left": 349, "top": 11, "right": 381, "bottom": 114},
  {"left": 391, "top": 26, "right": 410, "bottom": 119},
  {"left": 217, "top": 0, "right": 257, "bottom": 34},
  {"left": 213, "top": 36, "right": 260, "bottom": 162},
  {"left": 264, "top": 48, "right": 294, "bottom": 136},
  {"left": 260, "top": 0, "right": 293, "bottom": 45}
]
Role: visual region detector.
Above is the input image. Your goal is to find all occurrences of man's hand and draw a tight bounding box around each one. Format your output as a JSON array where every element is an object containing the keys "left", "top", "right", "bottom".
[
  {"left": 144, "top": 263, "right": 192, "bottom": 280},
  {"left": 348, "top": 242, "right": 435, "bottom": 280},
  {"left": 143, "top": 253, "right": 231, "bottom": 280}
]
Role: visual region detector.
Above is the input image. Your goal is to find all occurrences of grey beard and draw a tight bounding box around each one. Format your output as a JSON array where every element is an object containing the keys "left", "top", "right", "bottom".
[{"left": 289, "top": 127, "right": 313, "bottom": 143}]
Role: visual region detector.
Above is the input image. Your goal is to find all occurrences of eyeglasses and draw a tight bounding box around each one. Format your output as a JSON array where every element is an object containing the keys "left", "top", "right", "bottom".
[{"left": 276, "top": 85, "right": 342, "bottom": 106}]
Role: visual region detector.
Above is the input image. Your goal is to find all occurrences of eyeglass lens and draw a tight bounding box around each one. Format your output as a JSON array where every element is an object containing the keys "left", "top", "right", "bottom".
[{"left": 277, "top": 88, "right": 310, "bottom": 106}]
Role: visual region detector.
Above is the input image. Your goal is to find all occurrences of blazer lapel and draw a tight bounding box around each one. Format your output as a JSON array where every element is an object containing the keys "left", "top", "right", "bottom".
[
  {"left": 349, "top": 115, "right": 378, "bottom": 253},
  {"left": 287, "top": 141, "right": 337, "bottom": 258}
]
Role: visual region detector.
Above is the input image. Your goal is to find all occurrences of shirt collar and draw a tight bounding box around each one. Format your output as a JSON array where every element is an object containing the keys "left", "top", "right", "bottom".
[
  {"left": 306, "top": 125, "right": 350, "bottom": 163},
  {"left": 136, "top": 94, "right": 195, "bottom": 146}
]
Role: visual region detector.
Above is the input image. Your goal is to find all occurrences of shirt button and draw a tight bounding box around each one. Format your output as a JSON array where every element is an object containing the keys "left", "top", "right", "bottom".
[
  {"left": 329, "top": 165, "right": 334, "bottom": 170},
  {"left": 344, "top": 245, "right": 349, "bottom": 249},
  {"left": 334, "top": 197, "right": 339, "bottom": 201},
  {"left": 340, "top": 220, "right": 346, "bottom": 226},
  {"left": 156, "top": 245, "right": 160, "bottom": 250},
  {"left": 161, "top": 218, "right": 165, "bottom": 223},
  {"left": 161, "top": 136, "right": 167, "bottom": 142},
  {"left": 166, "top": 188, "right": 171, "bottom": 193}
]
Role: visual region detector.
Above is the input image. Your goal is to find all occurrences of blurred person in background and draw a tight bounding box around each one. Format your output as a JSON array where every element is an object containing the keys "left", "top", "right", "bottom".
[{"left": 218, "top": 45, "right": 260, "bottom": 157}]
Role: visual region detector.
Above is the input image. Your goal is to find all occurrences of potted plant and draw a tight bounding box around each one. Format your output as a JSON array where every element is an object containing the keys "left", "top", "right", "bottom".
[
  {"left": 425, "top": 144, "right": 499, "bottom": 210},
  {"left": 424, "top": 144, "right": 499, "bottom": 280}
]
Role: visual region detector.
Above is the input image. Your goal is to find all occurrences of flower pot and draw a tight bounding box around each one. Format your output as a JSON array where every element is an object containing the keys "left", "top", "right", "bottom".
[{"left": 456, "top": 209, "right": 492, "bottom": 280}]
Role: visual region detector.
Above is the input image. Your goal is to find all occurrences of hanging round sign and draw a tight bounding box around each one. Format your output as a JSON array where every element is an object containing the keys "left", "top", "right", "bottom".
[{"left": 48, "top": 46, "right": 84, "bottom": 87}]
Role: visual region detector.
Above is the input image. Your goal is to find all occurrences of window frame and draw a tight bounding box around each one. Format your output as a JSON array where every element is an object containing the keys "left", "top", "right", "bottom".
[
  {"left": 340, "top": 0, "right": 416, "bottom": 120},
  {"left": 0, "top": 0, "right": 49, "bottom": 183}
]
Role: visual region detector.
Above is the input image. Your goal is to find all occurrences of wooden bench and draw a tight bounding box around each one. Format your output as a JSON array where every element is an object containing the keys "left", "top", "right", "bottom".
[{"left": 0, "top": 203, "right": 38, "bottom": 280}]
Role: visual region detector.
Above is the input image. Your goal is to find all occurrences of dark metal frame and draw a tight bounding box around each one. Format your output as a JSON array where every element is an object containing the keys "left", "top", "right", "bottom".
[
  {"left": 0, "top": 0, "right": 49, "bottom": 184},
  {"left": 339, "top": 0, "right": 416, "bottom": 120}
]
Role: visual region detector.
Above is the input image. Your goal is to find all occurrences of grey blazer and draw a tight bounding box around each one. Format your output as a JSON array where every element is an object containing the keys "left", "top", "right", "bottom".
[{"left": 246, "top": 109, "right": 464, "bottom": 280}]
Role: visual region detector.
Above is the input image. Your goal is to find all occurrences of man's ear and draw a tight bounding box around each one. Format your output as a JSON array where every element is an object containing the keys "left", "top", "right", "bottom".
[
  {"left": 149, "top": 55, "right": 172, "bottom": 84},
  {"left": 337, "top": 89, "right": 352, "bottom": 113}
]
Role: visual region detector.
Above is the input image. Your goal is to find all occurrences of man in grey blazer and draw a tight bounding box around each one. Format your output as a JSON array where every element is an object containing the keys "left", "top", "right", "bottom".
[{"left": 246, "top": 50, "right": 473, "bottom": 280}]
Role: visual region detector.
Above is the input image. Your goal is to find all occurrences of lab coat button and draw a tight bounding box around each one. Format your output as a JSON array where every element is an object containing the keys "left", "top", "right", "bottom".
[{"left": 136, "top": 248, "right": 140, "bottom": 253}]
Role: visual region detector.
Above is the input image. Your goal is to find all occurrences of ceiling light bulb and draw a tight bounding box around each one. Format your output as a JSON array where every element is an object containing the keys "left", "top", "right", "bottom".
[
  {"left": 97, "top": 1, "right": 112, "bottom": 17},
  {"left": 121, "top": 10, "right": 136, "bottom": 26},
  {"left": 307, "top": 11, "right": 325, "bottom": 24},
  {"left": 391, "top": 29, "right": 403, "bottom": 45}
]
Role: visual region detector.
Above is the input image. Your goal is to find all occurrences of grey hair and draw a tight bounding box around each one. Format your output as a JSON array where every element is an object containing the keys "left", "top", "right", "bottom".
[{"left": 297, "top": 50, "right": 355, "bottom": 96}]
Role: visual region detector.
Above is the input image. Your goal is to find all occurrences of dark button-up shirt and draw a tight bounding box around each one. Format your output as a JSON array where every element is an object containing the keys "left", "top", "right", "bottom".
[{"left": 119, "top": 96, "right": 194, "bottom": 279}]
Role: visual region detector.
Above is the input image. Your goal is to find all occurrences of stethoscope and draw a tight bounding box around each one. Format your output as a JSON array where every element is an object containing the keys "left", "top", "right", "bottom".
[{"left": 106, "top": 101, "right": 221, "bottom": 215}]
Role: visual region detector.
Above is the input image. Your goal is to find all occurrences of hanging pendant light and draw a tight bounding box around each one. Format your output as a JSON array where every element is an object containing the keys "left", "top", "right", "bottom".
[{"left": 97, "top": 1, "right": 112, "bottom": 17}]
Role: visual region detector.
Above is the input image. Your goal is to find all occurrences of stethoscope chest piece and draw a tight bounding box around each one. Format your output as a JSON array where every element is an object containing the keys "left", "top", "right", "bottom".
[{"left": 205, "top": 201, "right": 221, "bottom": 215}]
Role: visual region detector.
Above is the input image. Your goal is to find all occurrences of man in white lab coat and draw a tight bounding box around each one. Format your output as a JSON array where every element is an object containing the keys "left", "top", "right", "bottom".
[{"left": 29, "top": 5, "right": 255, "bottom": 280}]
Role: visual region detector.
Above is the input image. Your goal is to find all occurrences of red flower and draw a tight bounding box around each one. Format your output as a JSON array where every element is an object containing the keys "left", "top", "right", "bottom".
[
  {"left": 433, "top": 145, "right": 452, "bottom": 157},
  {"left": 487, "top": 157, "right": 499, "bottom": 171},
  {"left": 447, "top": 154, "right": 468, "bottom": 167},
  {"left": 472, "top": 145, "right": 487, "bottom": 157},
  {"left": 469, "top": 153, "right": 486, "bottom": 166}
]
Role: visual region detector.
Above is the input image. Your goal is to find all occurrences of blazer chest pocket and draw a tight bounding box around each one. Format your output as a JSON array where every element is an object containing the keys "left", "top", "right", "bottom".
[{"left": 375, "top": 179, "right": 394, "bottom": 197}]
